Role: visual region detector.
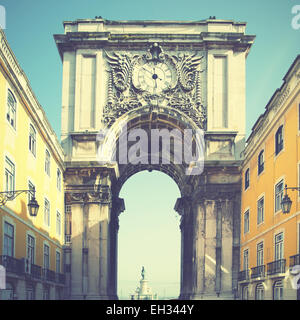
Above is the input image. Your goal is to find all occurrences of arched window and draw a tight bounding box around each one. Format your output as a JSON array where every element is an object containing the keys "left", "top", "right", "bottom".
[
  {"left": 26, "top": 282, "right": 35, "bottom": 300},
  {"left": 6, "top": 89, "right": 16, "bottom": 128},
  {"left": 255, "top": 283, "right": 264, "bottom": 300},
  {"left": 29, "top": 124, "right": 36, "bottom": 156},
  {"left": 245, "top": 168, "right": 250, "bottom": 190},
  {"left": 258, "top": 150, "right": 264, "bottom": 174},
  {"left": 273, "top": 280, "right": 283, "bottom": 300},
  {"left": 242, "top": 286, "right": 249, "bottom": 300},
  {"left": 275, "top": 126, "right": 283, "bottom": 155}
]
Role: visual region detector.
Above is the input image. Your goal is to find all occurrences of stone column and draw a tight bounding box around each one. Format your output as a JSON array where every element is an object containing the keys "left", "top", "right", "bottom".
[
  {"left": 176, "top": 196, "right": 206, "bottom": 299},
  {"left": 65, "top": 183, "right": 115, "bottom": 300},
  {"left": 108, "top": 197, "right": 125, "bottom": 299}
]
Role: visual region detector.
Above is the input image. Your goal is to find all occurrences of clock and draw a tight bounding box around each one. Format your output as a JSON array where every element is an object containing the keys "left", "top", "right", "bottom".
[{"left": 132, "top": 60, "right": 176, "bottom": 94}]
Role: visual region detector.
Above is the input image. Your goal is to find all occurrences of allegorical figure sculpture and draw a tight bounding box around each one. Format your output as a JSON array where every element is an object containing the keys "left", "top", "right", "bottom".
[{"left": 141, "top": 266, "right": 145, "bottom": 280}]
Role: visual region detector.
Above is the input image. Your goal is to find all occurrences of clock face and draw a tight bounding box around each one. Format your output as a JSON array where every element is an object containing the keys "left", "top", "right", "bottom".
[{"left": 132, "top": 61, "right": 175, "bottom": 94}]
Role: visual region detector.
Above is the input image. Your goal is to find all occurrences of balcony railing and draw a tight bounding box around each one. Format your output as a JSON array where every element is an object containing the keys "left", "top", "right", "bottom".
[
  {"left": 0, "top": 256, "right": 65, "bottom": 285},
  {"left": 55, "top": 273, "right": 65, "bottom": 284},
  {"left": 238, "top": 269, "right": 250, "bottom": 281},
  {"left": 251, "top": 265, "right": 265, "bottom": 279},
  {"left": 0, "top": 255, "right": 24, "bottom": 274},
  {"left": 267, "top": 259, "right": 286, "bottom": 275},
  {"left": 290, "top": 254, "right": 300, "bottom": 267},
  {"left": 43, "top": 268, "right": 56, "bottom": 282}
]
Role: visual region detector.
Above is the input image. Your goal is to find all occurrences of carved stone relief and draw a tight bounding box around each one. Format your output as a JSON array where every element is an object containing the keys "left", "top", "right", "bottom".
[{"left": 103, "top": 43, "right": 206, "bottom": 129}]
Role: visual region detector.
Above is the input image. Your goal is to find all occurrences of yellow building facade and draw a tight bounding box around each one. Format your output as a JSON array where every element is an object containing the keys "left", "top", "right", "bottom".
[
  {"left": 0, "top": 29, "right": 65, "bottom": 300},
  {"left": 239, "top": 55, "right": 300, "bottom": 300}
]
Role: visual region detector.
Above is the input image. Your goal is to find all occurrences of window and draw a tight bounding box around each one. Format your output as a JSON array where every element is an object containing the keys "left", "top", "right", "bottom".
[
  {"left": 43, "top": 286, "right": 50, "bottom": 300},
  {"left": 275, "top": 180, "right": 284, "bottom": 212},
  {"left": 258, "top": 150, "right": 264, "bottom": 174},
  {"left": 244, "top": 210, "right": 249, "bottom": 234},
  {"left": 65, "top": 205, "right": 72, "bottom": 243},
  {"left": 0, "top": 282, "right": 14, "bottom": 300},
  {"left": 28, "top": 181, "right": 35, "bottom": 204},
  {"left": 257, "top": 197, "right": 264, "bottom": 225},
  {"left": 45, "top": 150, "right": 50, "bottom": 176},
  {"left": 6, "top": 89, "right": 16, "bottom": 129},
  {"left": 56, "top": 251, "right": 61, "bottom": 273},
  {"left": 245, "top": 168, "right": 250, "bottom": 190},
  {"left": 27, "top": 235, "right": 35, "bottom": 264},
  {"left": 257, "top": 242, "right": 264, "bottom": 266},
  {"left": 57, "top": 169, "right": 61, "bottom": 192},
  {"left": 275, "top": 125, "right": 283, "bottom": 155},
  {"left": 56, "top": 211, "right": 61, "bottom": 236},
  {"left": 242, "top": 286, "right": 249, "bottom": 300},
  {"left": 29, "top": 124, "right": 36, "bottom": 156},
  {"left": 256, "top": 283, "right": 264, "bottom": 300},
  {"left": 3, "top": 222, "right": 14, "bottom": 257},
  {"left": 275, "top": 232, "right": 284, "bottom": 261},
  {"left": 243, "top": 249, "right": 249, "bottom": 271},
  {"left": 44, "top": 244, "right": 50, "bottom": 270},
  {"left": 5, "top": 157, "right": 15, "bottom": 193},
  {"left": 44, "top": 199, "right": 50, "bottom": 227},
  {"left": 273, "top": 280, "right": 283, "bottom": 300},
  {"left": 26, "top": 283, "right": 35, "bottom": 300}
]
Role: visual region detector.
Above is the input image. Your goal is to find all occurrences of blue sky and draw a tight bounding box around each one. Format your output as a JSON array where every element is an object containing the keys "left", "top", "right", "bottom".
[{"left": 2, "top": 0, "right": 300, "bottom": 298}]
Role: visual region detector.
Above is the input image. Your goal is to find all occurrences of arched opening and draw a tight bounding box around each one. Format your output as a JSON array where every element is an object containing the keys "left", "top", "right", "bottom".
[{"left": 117, "top": 170, "right": 181, "bottom": 300}]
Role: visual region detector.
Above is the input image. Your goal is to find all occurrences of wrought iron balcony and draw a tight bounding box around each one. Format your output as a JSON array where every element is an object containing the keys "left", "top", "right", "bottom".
[
  {"left": 0, "top": 255, "right": 65, "bottom": 285},
  {"left": 267, "top": 259, "right": 286, "bottom": 275},
  {"left": 238, "top": 269, "right": 250, "bottom": 281},
  {"left": 43, "top": 268, "right": 56, "bottom": 282},
  {"left": 55, "top": 273, "right": 66, "bottom": 284},
  {"left": 290, "top": 253, "right": 300, "bottom": 267},
  {"left": 251, "top": 265, "right": 265, "bottom": 279},
  {"left": 0, "top": 255, "right": 24, "bottom": 274}
]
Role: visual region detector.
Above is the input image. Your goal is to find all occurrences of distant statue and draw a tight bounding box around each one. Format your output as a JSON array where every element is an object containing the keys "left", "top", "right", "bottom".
[{"left": 141, "top": 266, "right": 145, "bottom": 280}]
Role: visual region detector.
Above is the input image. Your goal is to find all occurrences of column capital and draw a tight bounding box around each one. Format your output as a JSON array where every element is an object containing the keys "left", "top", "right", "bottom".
[{"left": 65, "top": 184, "right": 112, "bottom": 205}]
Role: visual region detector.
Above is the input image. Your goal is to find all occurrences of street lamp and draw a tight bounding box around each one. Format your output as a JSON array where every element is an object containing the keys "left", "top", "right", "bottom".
[
  {"left": 0, "top": 189, "right": 39, "bottom": 217},
  {"left": 281, "top": 184, "right": 299, "bottom": 214}
]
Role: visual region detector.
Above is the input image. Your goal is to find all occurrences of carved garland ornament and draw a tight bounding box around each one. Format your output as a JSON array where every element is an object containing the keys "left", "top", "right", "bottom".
[{"left": 103, "top": 44, "right": 206, "bottom": 129}]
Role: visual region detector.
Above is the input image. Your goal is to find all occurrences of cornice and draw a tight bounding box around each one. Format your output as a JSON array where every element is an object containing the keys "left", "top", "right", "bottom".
[
  {"left": 54, "top": 31, "right": 255, "bottom": 60},
  {"left": 243, "top": 57, "right": 300, "bottom": 165},
  {"left": 0, "top": 29, "right": 65, "bottom": 169}
]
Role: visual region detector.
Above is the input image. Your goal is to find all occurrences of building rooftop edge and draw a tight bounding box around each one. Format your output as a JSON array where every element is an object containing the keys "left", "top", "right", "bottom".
[{"left": 62, "top": 18, "right": 247, "bottom": 26}]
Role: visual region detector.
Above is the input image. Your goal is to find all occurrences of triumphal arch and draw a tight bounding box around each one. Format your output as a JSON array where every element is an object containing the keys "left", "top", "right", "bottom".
[{"left": 54, "top": 18, "right": 255, "bottom": 299}]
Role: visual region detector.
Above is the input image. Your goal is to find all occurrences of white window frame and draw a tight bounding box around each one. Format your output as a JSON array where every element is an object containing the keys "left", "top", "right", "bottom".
[
  {"left": 29, "top": 124, "right": 36, "bottom": 156},
  {"left": 257, "top": 241, "right": 264, "bottom": 266},
  {"left": 57, "top": 168, "right": 62, "bottom": 192},
  {"left": 257, "top": 196, "right": 264, "bottom": 225},
  {"left": 43, "top": 243, "right": 50, "bottom": 270},
  {"left": 243, "top": 249, "right": 249, "bottom": 271},
  {"left": 6, "top": 89, "right": 17, "bottom": 129},
  {"left": 273, "top": 280, "right": 283, "bottom": 300},
  {"left": 56, "top": 211, "right": 61, "bottom": 237},
  {"left": 3, "top": 221, "right": 14, "bottom": 257},
  {"left": 45, "top": 149, "right": 51, "bottom": 176},
  {"left": 26, "top": 233, "right": 36, "bottom": 265},
  {"left": 275, "top": 232, "right": 284, "bottom": 261},
  {"left": 244, "top": 209, "right": 250, "bottom": 234},
  {"left": 55, "top": 250, "right": 61, "bottom": 273},
  {"left": 44, "top": 198, "right": 50, "bottom": 227},
  {"left": 274, "top": 179, "right": 284, "bottom": 213},
  {"left": 5, "top": 156, "right": 15, "bottom": 193}
]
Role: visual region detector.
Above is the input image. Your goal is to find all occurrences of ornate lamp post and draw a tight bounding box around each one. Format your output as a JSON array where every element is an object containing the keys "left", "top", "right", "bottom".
[
  {"left": 281, "top": 184, "right": 298, "bottom": 214},
  {"left": 0, "top": 188, "right": 39, "bottom": 216}
]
